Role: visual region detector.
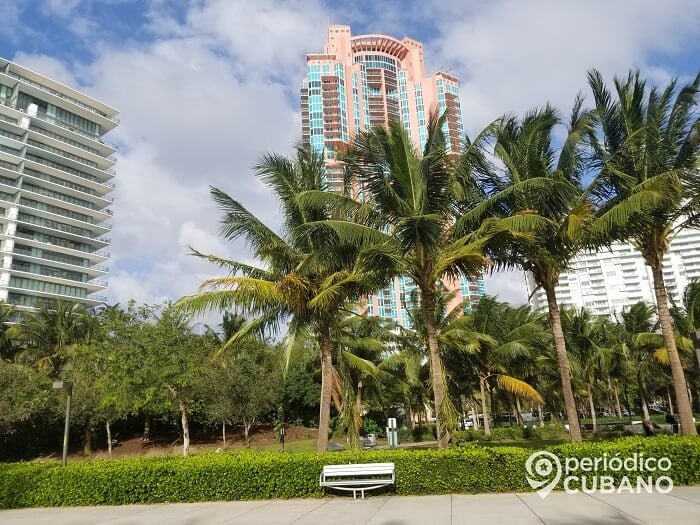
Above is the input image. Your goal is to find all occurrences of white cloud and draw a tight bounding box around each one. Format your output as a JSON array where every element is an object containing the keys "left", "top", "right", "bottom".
[
  {"left": 9, "top": 0, "right": 699, "bottom": 311},
  {"left": 428, "top": 0, "right": 700, "bottom": 135}
]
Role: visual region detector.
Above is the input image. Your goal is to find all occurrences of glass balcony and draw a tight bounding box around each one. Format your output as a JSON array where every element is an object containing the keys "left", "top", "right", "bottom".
[{"left": 4, "top": 70, "right": 119, "bottom": 123}]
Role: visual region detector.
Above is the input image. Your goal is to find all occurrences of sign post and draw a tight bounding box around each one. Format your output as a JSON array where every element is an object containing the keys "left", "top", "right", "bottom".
[{"left": 386, "top": 417, "right": 398, "bottom": 448}]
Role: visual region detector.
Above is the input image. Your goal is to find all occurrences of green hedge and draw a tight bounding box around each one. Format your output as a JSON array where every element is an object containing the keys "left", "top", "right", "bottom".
[{"left": 0, "top": 436, "right": 698, "bottom": 508}]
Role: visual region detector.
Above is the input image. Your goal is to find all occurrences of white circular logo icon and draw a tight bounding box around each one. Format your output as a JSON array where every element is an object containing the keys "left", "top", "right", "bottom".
[{"left": 526, "top": 450, "right": 562, "bottom": 499}]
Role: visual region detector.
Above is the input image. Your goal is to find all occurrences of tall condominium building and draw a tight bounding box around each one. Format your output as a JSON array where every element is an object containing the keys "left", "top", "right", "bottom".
[
  {"left": 301, "top": 26, "right": 485, "bottom": 327},
  {"left": 0, "top": 58, "right": 116, "bottom": 317},
  {"left": 527, "top": 227, "right": 700, "bottom": 317}
]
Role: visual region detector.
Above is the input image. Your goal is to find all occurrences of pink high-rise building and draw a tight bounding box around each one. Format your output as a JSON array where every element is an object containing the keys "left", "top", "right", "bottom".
[{"left": 301, "top": 25, "right": 484, "bottom": 326}]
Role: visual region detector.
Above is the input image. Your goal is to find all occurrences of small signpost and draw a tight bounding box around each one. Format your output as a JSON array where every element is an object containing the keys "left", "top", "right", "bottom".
[{"left": 386, "top": 417, "right": 398, "bottom": 448}]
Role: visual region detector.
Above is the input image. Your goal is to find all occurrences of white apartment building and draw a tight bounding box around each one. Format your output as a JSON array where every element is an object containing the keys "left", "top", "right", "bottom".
[
  {"left": 528, "top": 226, "right": 700, "bottom": 317},
  {"left": 0, "top": 58, "right": 117, "bottom": 318}
]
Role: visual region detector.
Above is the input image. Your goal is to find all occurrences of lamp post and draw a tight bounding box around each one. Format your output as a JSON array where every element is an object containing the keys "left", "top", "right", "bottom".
[{"left": 52, "top": 381, "right": 73, "bottom": 466}]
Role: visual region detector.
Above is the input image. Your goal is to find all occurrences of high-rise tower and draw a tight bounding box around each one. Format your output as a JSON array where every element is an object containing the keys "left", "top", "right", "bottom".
[
  {"left": 0, "top": 58, "right": 116, "bottom": 317},
  {"left": 301, "top": 26, "right": 484, "bottom": 326}
]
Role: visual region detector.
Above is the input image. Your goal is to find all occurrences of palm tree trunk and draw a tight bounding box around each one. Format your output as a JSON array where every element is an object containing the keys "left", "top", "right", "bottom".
[
  {"left": 356, "top": 379, "right": 363, "bottom": 432},
  {"left": 587, "top": 384, "right": 597, "bottom": 435},
  {"left": 480, "top": 375, "right": 491, "bottom": 437},
  {"left": 317, "top": 328, "right": 333, "bottom": 452},
  {"left": 613, "top": 383, "right": 622, "bottom": 419},
  {"left": 651, "top": 264, "right": 697, "bottom": 435},
  {"left": 83, "top": 427, "right": 92, "bottom": 455},
  {"left": 222, "top": 421, "right": 226, "bottom": 447},
  {"left": 544, "top": 286, "right": 582, "bottom": 442},
  {"left": 470, "top": 398, "right": 480, "bottom": 429},
  {"left": 422, "top": 289, "right": 450, "bottom": 449},
  {"left": 106, "top": 421, "right": 112, "bottom": 458},
  {"left": 538, "top": 403, "right": 544, "bottom": 427},
  {"left": 666, "top": 387, "right": 674, "bottom": 416},
  {"left": 180, "top": 403, "right": 190, "bottom": 457},
  {"left": 514, "top": 396, "right": 523, "bottom": 425}
]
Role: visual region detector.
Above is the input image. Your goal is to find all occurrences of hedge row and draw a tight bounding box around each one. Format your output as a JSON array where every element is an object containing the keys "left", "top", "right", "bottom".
[
  {"left": 453, "top": 423, "right": 569, "bottom": 443},
  {"left": 0, "top": 436, "right": 698, "bottom": 508}
]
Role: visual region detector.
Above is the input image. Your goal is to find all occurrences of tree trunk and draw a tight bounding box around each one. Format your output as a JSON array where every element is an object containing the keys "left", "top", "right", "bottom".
[
  {"left": 538, "top": 404, "right": 544, "bottom": 427},
  {"left": 545, "top": 286, "right": 582, "bottom": 442},
  {"left": 180, "top": 403, "right": 190, "bottom": 457},
  {"left": 666, "top": 387, "right": 674, "bottom": 416},
  {"left": 356, "top": 379, "right": 363, "bottom": 433},
  {"left": 514, "top": 396, "right": 523, "bottom": 425},
  {"left": 587, "top": 384, "right": 597, "bottom": 435},
  {"left": 142, "top": 415, "right": 151, "bottom": 442},
  {"left": 651, "top": 264, "right": 697, "bottom": 435},
  {"left": 470, "top": 398, "right": 479, "bottom": 430},
  {"left": 613, "top": 383, "right": 622, "bottom": 419},
  {"left": 244, "top": 421, "right": 251, "bottom": 448},
  {"left": 106, "top": 421, "right": 112, "bottom": 458},
  {"left": 623, "top": 386, "right": 633, "bottom": 420},
  {"left": 422, "top": 289, "right": 450, "bottom": 449},
  {"left": 83, "top": 427, "right": 92, "bottom": 455},
  {"left": 480, "top": 376, "right": 491, "bottom": 437},
  {"left": 222, "top": 421, "right": 226, "bottom": 447},
  {"left": 317, "top": 328, "right": 333, "bottom": 452}
]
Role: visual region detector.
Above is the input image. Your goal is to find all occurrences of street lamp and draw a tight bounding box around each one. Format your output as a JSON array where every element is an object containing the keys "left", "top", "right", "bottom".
[{"left": 52, "top": 380, "right": 73, "bottom": 466}]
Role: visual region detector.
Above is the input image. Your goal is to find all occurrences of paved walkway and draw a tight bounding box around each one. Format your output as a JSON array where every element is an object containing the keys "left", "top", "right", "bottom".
[{"left": 2, "top": 487, "right": 700, "bottom": 524}]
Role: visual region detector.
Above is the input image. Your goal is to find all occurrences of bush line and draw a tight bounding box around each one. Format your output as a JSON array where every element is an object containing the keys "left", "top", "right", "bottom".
[{"left": 0, "top": 436, "right": 698, "bottom": 508}]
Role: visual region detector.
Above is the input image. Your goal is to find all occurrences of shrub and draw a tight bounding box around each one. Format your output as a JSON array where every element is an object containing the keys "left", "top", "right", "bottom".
[
  {"left": 487, "top": 427, "right": 525, "bottom": 441},
  {"left": 0, "top": 436, "right": 698, "bottom": 508},
  {"left": 362, "top": 417, "right": 385, "bottom": 438},
  {"left": 526, "top": 423, "right": 568, "bottom": 441}
]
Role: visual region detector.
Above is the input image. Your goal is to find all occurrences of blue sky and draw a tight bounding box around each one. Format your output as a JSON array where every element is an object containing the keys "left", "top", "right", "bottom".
[{"left": 1, "top": 0, "right": 699, "bottom": 306}]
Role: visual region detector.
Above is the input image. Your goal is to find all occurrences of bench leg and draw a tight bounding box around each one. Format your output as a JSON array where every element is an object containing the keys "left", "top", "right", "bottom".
[{"left": 361, "top": 489, "right": 365, "bottom": 500}]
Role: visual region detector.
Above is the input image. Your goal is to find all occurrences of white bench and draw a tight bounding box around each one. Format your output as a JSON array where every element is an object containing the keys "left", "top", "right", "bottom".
[{"left": 319, "top": 462, "right": 395, "bottom": 499}]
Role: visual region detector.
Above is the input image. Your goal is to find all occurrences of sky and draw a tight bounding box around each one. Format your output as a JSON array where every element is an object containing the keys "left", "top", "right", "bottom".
[{"left": 0, "top": 0, "right": 698, "bottom": 310}]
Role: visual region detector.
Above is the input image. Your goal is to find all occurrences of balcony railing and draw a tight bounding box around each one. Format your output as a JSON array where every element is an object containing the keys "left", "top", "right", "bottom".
[
  {"left": 10, "top": 263, "right": 89, "bottom": 283},
  {"left": 4, "top": 70, "right": 119, "bottom": 123},
  {"left": 32, "top": 111, "right": 116, "bottom": 148},
  {"left": 88, "top": 295, "right": 107, "bottom": 302}
]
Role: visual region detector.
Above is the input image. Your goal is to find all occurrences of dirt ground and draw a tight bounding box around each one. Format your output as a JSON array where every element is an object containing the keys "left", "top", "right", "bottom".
[{"left": 58, "top": 425, "right": 319, "bottom": 460}]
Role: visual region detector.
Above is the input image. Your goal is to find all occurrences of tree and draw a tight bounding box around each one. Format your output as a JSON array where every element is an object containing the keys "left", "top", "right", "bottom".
[
  {"left": 0, "top": 302, "right": 21, "bottom": 360},
  {"left": 445, "top": 296, "right": 545, "bottom": 436},
  {"left": 472, "top": 102, "right": 602, "bottom": 441},
  {"left": 17, "top": 300, "right": 95, "bottom": 373},
  {"left": 561, "top": 307, "right": 611, "bottom": 434},
  {"left": 0, "top": 360, "right": 54, "bottom": 437},
  {"left": 178, "top": 147, "right": 394, "bottom": 451},
  {"left": 199, "top": 337, "right": 281, "bottom": 448},
  {"left": 228, "top": 343, "right": 281, "bottom": 447},
  {"left": 313, "top": 114, "right": 502, "bottom": 448},
  {"left": 588, "top": 70, "right": 699, "bottom": 435}
]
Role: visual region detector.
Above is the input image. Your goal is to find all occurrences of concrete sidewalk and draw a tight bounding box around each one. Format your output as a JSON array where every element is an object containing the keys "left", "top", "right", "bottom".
[{"left": 2, "top": 487, "right": 699, "bottom": 524}]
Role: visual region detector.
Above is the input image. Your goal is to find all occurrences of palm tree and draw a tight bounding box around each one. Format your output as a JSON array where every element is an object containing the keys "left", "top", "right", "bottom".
[
  {"left": 451, "top": 296, "right": 545, "bottom": 436},
  {"left": 307, "top": 114, "right": 501, "bottom": 447},
  {"left": 471, "top": 103, "right": 594, "bottom": 441},
  {"left": 0, "top": 302, "right": 21, "bottom": 360},
  {"left": 17, "top": 300, "right": 94, "bottom": 372},
  {"left": 178, "top": 147, "right": 394, "bottom": 451},
  {"left": 330, "top": 313, "right": 397, "bottom": 447},
  {"left": 588, "top": 70, "right": 699, "bottom": 435},
  {"left": 561, "top": 307, "right": 613, "bottom": 434}
]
